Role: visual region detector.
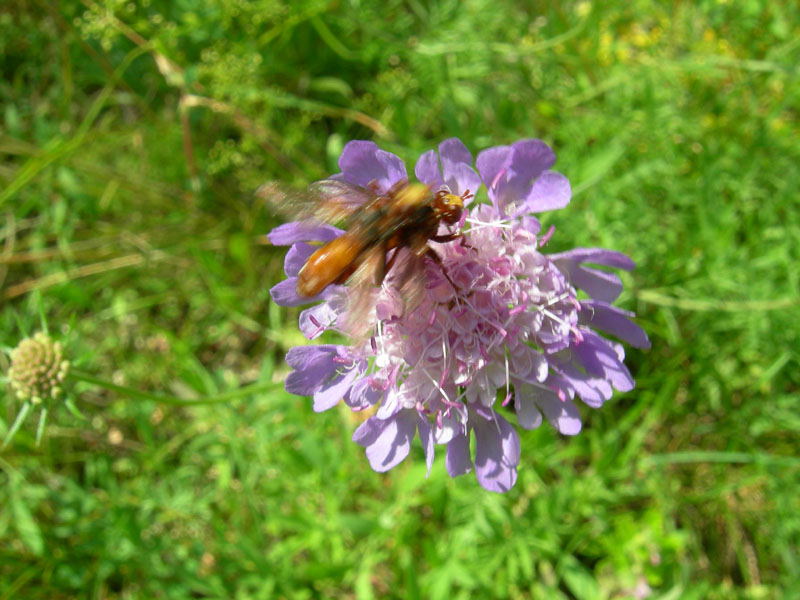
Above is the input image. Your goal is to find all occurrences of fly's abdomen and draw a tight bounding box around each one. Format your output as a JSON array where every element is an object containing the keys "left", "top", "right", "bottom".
[{"left": 296, "top": 233, "right": 366, "bottom": 297}]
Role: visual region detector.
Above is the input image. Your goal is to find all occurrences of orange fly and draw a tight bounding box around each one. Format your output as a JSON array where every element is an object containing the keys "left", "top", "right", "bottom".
[{"left": 262, "top": 178, "right": 472, "bottom": 325}]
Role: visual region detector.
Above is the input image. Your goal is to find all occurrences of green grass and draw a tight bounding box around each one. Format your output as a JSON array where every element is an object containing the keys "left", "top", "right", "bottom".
[{"left": 1, "top": 1, "right": 799, "bottom": 598}]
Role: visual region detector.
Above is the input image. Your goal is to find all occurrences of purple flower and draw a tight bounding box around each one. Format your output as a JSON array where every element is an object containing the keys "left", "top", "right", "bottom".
[{"left": 269, "top": 138, "right": 649, "bottom": 492}]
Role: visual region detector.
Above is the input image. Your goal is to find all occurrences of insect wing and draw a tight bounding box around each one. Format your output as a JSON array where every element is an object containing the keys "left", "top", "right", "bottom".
[
  {"left": 337, "top": 244, "right": 386, "bottom": 339},
  {"left": 257, "top": 179, "right": 376, "bottom": 227}
]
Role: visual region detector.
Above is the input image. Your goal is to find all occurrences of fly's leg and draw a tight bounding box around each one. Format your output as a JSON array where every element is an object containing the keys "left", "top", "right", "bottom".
[
  {"left": 429, "top": 233, "right": 462, "bottom": 244},
  {"left": 429, "top": 232, "right": 477, "bottom": 254},
  {"left": 424, "top": 247, "right": 462, "bottom": 293},
  {"left": 374, "top": 241, "right": 390, "bottom": 285},
  {"left": 382, "top": 245, "right": 400, "bottom": 283}
]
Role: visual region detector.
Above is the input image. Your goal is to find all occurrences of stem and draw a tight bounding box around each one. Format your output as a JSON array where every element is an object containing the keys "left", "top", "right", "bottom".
[
  {"left": 35, "top": 407, "right": 48, "bottom": 447},
  {"left": 69, "top": 370, "right": 280, "bottom": 406}
]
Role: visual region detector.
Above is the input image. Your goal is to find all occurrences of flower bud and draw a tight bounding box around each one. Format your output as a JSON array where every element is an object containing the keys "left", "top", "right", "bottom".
[{"left": 7, "top": 332, "right": 70, "bottom": 404}]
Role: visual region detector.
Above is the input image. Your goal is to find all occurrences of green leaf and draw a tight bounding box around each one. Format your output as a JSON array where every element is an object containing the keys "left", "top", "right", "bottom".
[
  {"left": 10, "top": 488, "right": 44, "bottom": 556},
  {"left": 557, "top": 555, "right": 602, "bottom": 600}
]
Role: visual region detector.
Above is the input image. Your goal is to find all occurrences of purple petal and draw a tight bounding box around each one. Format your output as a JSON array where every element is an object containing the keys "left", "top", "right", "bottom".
[
  {"left": 268, "top": 222, "right": 343, "bottom": 245},
  {"left": 354, "top": 411, "right": 416, "bottom": 472},
  {"left": 580, "top": 301, "right": 651, "bottom": 349},
  {"left": 446, "top": 162, "right": 482, "bottom": 202},
  {"left": 513, "top": 383, "right": 544, "bottom": 430},
  {"left": 473, "top": 412, "right": 520, "bottom": 493},
  {"left": 376, "top": 387, "right": 401, "bottom": 420},
  {"left": 435, "top": 412, "right": 464, "bottom": 444},
  {"left": 505, "top": 139, "right": 556, "bottom": 201},
  {"left": 313, "top": 367, "right": 359, "bottom": 412},
  {"left": 549, "top": 248, "right": 635, "bottom": 271},
  {"left": 337, "top": 141, "right": 407, "bottom": 192},
  {"left": 553, "top": 261, "right": 624, "bottom": 303},
  {"left": 352, "top": 416, "right": 380, "bottom": 445},
  {"left": 477, "top": 140, "right": 558, "bottom": 216},
  {"left": 344, "top": 376, "right": 384, "bottom": 410},
  {"left": 438, "top": 137, "right": 472, "bottom": 167},
  {"left": 476, "top": 145, "right": 511, "bottom": 185},
  {"left": 552, "top": 363, "right": 613, "bottom": 408},
  {"left": 414, "top": 149, "right": 444, "bottom": 189},
  {"left": 298, "top": 302, "right": 338, "bottom": 339},
  {"left": 445, "top": 432, "right": 472, "bottom": 477},
  {"left": 535, "top": 387, "right": 582, "bottom": 435},
  {"left": 510, "top": 345, "right": 548, "bottom": 384},
  {"left": 417, "top": 414, "right": 435, "bottom": 477},
  {"left": 519, "top": 215, "right": 542, "bottom": 235},
  {"left": 270, "top": 278, "right": 319, "bottom": 307},
  {"left": 520, "top": 171, "right": 571, "bottom": 214},
  {"left": 285, "top": 242, "right": 317, "bottom": 277},
  {"left": 575, "top": 332, "right": 635, "bottom": 393},
  {"left": 439, "top": 138, "right": 481, "bottom": 198},
  {"left": 284, "top": 345, "right": 343, "bottom": 395}
]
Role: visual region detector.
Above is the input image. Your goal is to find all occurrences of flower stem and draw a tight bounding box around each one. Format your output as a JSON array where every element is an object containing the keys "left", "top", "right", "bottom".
[
  {"left": 35, "top": 407, "right": 48, "bottom": 447},
  {"left": 68, "top": 370, "right": 280, "bottom": 406}
]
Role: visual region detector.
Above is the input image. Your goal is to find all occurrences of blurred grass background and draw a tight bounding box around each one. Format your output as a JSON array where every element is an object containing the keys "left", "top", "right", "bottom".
[{"left": 1, "top": 1, "right": 799, "bottom": 598}]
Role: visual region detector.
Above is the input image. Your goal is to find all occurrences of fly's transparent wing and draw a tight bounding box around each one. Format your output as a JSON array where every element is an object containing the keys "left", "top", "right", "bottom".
[
  {"left": 337, "top": 245, "right": 386, "bottom": 339},
  {"left": 257, "top": 178, "right": 376, "bottom": 227}
]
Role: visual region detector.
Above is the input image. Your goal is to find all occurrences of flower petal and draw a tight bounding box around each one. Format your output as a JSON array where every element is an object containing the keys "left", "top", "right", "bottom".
[
  {"left": 354, "top": 411, "right": 416, "bottom": 472},
  {"left": 575, "top": 332, "right": 635, "bottom": 393},
  {"left": 446, "top": 162, "right": 482, "bottom": 202},
  {"left": 268, "top": 222, "right": 342, "bottom": 246},
  {"left": 476, "top": 145, "right": 511, "bottom": 188},
  {"left": 439, "top": 138, "right": 481, "bottom": 198},
  {"left": 313, "top": 367, "right": 359, "bottom": 412},
  {"left": 535, "top": 387, "right": 582, "bottom": 435},
  {"left": 285, "top": 242, "right": 317, "bottom": 277},
  {"left": 505, "top": 139, "right": 556, "bottom": 201},
  {"left": 270, "top": 278, "right": 319, "bottom": 307},
  {"left": 439, "top": 137, "right": 473, "bottom": 167},
  {"left": 445, "top": 432, "right": 472, "bottom": 477},
  {"left": 513, "top": 383, "right": 544, "bottom": 430},
  {"left": 435, "top": 412, "right": 463, "bottom": 444},
  {"left": 284, "top": 345, "right": 344, "bottom": 395},
  {"left": 520, "top": 171, "right": 571, "bottom": 213},
  {"left": 414, "top": 149, "right": 444, "bottom": 189},
  {"left": 580, "top": 300, "right": 651, "bottom": 349},
  {"left": 299, "top": 302, "right": 339, "bottom": 339},
  {"left": 554, "top": 262, "right": 624, "bottom": 303},
  {"left": 417, "top": 414, "right": 435, "bottom": 477},
  {"left": 473, "top": 412, "right": 520, "bottom": 493},
  {"left": 549, "top": 248, "right": 635, "bottom": 270},
  {"left": 551, "top": 362, "right": 614, "bottom": 408},
  {"left": 344, "top": 376, "right": 384, "bottom": 410},
  {"left": 337, "top": 140, "right": 407, "bottom": 192}
]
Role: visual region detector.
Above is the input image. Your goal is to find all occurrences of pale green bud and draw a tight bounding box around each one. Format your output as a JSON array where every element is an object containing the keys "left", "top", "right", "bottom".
[{"left": 7, "top": 333, "right": 70, "bottom": 404}]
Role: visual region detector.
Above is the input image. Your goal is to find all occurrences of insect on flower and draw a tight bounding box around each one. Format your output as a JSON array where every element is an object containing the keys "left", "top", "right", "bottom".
[
  {"left": 268, "top": 138, "right": 650, "bottom": 493},
  {"left": 261, "top": 177, "right": 473, "bottom": 332}
]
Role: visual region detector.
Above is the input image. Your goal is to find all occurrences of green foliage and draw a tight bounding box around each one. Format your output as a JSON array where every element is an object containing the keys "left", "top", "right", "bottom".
[{"left": 1, "top": 0, "right": 799, "bottom": 598}]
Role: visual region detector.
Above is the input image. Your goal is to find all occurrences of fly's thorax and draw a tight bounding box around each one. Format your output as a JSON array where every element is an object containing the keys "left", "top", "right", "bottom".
[{"left": 392, "top": 183, "right": 431, "bottom": 211}]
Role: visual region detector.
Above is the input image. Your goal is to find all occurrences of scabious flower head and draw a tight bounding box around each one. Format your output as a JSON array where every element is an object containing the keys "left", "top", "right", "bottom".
[
  {"left": 7, "top": 332, "right": 70, "bottom": 405},
  {"left": 269, "top": 138, "right": 650, "bottom": 492}
]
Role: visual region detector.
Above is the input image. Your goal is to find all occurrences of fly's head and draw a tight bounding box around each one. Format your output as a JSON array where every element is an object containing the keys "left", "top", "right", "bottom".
[{"left": 433, "top": 188, "right": 472, "bottom": 225}]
